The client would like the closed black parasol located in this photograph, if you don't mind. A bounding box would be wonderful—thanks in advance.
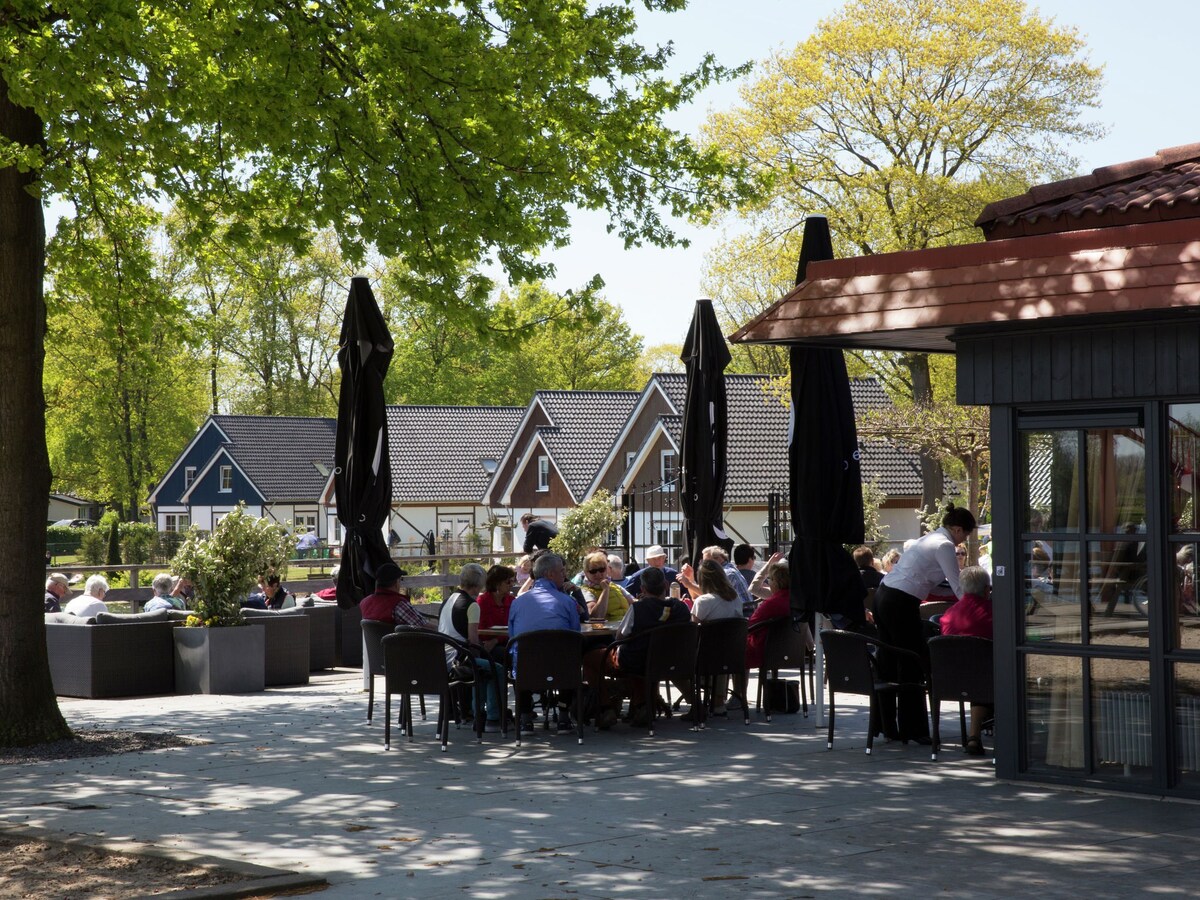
[334,276,394,609]
[680,298,732,563]
[787,217,866,617]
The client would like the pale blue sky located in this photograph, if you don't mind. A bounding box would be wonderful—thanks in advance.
[540,0,1200,345]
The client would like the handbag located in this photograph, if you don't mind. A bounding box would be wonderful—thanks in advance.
[765,678,800,713]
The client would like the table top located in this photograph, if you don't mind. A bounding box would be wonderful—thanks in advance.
[479,624,616,639]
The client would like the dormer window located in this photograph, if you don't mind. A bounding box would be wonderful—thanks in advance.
[184,466,197,490]
[537,456,550,492]
[219,465,233,492]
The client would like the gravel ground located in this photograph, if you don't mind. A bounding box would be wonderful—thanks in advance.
[0,729,206,766]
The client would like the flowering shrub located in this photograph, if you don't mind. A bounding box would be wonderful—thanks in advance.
[549,490,626,571]
[172,505,295,627]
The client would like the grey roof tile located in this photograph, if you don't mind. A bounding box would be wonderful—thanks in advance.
[533,390,641,500]
[212,415,337,501]
[386,406,525,503]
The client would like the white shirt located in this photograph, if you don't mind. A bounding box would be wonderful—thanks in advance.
[881,527,962,600]
[64,595,108,618]
[692,592,743,622]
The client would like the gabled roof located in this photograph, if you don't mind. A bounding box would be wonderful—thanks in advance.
[147,417,232,505]
[587,373,687,495]
[179,445,266,504]
[977,143,1200,240]
[533,390,641,501]
[211,415,336,501]
[386,405,524,503]
[620,374,922,501]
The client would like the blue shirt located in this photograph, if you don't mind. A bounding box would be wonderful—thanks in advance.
[508,578,581,671]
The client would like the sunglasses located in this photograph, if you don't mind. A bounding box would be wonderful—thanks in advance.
[587,567,607,574]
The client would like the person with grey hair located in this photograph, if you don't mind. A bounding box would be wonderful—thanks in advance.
[64,574,109,618]
[438,563,506,732]
[508,551,582,732]
[144,572,186,612]
[44,573,70,613]
[938,565,994,755]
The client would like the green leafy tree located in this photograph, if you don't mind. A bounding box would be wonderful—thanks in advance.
[44,201,207,521]
[633,342,687,385]
[105,520,121,583]
[703,0,1104,511]
[0,0,747,745]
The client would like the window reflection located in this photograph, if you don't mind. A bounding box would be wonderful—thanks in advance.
[1086,429,1146,534]
[1169,404,1200,533]
[1088,539,1149,647]
[1025,654,1083,771]
[1173,541,1200,652]
[1092,658,1153,781]
[1176,663,1200,786]
[1023,431,1078,533]
[1023,540,1080,644]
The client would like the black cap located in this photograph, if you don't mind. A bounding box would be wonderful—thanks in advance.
[375,562,405,586]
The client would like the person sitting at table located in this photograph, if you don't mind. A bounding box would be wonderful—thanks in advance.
[622,545,678,597]
[579,550,632,624]
[359,563,427,628]
[507,552,582,733]
[745,560,804,671]
[315,565,339,602]
[690,559,744,715]
[478,564,517,659]
[938,565,994,756]
[64,575,109,618]
[438,564,506,733]
[144,573,186,612]
[747,550,785,600]
[678,545,754,616]
[583,566,690,729]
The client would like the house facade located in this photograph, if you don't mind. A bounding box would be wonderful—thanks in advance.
[148,415,336,537]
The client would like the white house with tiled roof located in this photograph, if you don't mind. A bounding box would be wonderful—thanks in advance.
[148,415,337,537]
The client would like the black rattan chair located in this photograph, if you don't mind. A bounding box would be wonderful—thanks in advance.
[639,621,699,737]
[693,618,750,728]
[505,629,585,746]
[362,619,424,723]
[927,635,994,760]
[820,629,929,755]
[750,616,813,721]
[382,628,484,752]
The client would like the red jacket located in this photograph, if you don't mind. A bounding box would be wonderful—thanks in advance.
[746,590,791,670]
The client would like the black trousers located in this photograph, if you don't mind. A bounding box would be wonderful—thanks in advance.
[872,583,930,741]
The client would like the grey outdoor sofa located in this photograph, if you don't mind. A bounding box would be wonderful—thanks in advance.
[44,609,177,698]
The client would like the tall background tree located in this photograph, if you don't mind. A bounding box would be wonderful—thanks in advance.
[0,0,749,746]
[702,0,1104,512]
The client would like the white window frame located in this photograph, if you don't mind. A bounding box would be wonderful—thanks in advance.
[164,513,190,533]
[624,451,636,471]
[184,466,197,490]
[537,455,550,492]
[660,450,676,491]
[219,465,233,492]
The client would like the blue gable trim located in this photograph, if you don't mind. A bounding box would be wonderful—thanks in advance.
[186,450,266,508]
[151,421,229,508]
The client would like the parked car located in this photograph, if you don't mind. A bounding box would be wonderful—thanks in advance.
[50,518,96,528]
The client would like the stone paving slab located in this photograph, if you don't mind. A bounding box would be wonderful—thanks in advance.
[1,671,1195,898]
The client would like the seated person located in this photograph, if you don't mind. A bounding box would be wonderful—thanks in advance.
[579,550,632,624]
[622,545,678,597]
[746,561,807,671]
[583,566,690,728]
[171,575,195,607]
[748,551,786,600]
[938,565,994,756]
[359,563,427,628]
[438,564,505,733]
[315,565,340,602]
[477,564,517,640]
[508,552,582,733]
[64,575,109,618]
[144,572,186,612]
[690,559,745,715]
[44,573,69,613]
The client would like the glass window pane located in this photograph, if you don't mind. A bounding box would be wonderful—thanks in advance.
[1091,658,1153,781]
[1085,428,1146,534]
[1168,404,1200,533]
[1172,541,1200,652]
[1022,430,1079,533]
[1088,539,1149,647]
[1023,540,1080,644]
[1024,654,1084,772]
[1175,663,1200,787]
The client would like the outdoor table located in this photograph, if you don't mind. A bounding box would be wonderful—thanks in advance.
[480,624,616,640]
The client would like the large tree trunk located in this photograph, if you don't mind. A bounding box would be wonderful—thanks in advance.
[906,352,946,519]
[0,81,72,745]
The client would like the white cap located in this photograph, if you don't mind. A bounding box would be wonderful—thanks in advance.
[646,545,667,560]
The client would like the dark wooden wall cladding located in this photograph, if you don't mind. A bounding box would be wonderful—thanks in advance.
[956,316,1200,407]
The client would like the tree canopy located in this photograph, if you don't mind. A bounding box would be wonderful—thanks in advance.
[0,0,749,746]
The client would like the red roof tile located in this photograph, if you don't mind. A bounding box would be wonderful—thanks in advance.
[977,143,1200,240]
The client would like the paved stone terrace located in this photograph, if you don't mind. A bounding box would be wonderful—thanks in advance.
[1,671,1196,899]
